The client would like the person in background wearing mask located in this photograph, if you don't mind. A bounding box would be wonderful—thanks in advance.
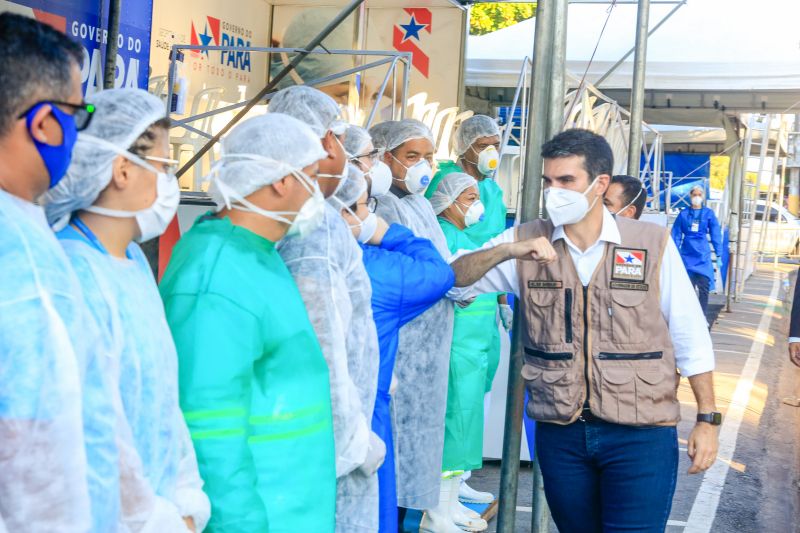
[604,174,647,219]
[42,88,210,532]
[344,125,393,199]
[447,129,720,533]
[427,115,508,507]
[428,172,506,533]
[0,13,96,530]
[330,165,456,533]
[160,113,336,532]
[671,185,723,318]
[268,86,385,533]
[371,119,456,527]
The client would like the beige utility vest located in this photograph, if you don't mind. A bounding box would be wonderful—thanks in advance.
[516,216,680,427]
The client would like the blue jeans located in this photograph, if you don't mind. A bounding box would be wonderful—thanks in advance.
[689,272,710,316]
[535,418,678,533]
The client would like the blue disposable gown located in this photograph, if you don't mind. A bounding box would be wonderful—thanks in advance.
[361,224,456,532]
[161,214,336,533]
[671,207,723,287]
[277,203,380,533]
[57,225,210,532]
[375,189,456,510]
[0,190,95,531]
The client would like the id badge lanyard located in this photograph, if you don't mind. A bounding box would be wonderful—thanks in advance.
[72,215,133,260]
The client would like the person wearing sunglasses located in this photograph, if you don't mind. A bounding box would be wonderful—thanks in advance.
[330,165,455,533]
[0,13,100,531]
[42,88,209,532]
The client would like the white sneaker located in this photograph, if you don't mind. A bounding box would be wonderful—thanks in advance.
[458,479,494,505]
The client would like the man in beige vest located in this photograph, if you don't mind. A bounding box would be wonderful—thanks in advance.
[448,129,720,532]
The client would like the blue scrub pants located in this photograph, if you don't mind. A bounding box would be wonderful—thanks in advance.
[535,418,678,533]
[689,272,710,316]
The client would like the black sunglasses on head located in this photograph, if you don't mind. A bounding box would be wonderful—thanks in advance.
[18,101,96,131]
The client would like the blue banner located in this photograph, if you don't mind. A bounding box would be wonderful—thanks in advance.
[2,0,153,95]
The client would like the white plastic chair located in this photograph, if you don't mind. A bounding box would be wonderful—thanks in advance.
[170,87,224,190]
[148,75,168,103]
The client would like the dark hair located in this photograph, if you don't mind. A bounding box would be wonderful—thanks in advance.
[541,128,614,181]
[0,13,84,135]
[129,117,172,157]
[611,175,647,219]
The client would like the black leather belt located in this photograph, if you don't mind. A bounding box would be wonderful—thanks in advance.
[578,408,600,423]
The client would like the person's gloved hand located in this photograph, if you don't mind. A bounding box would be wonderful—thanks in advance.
[358,432,386,476]
[456,297,477,309]
[499,304,514,330]
[716,257,723,272]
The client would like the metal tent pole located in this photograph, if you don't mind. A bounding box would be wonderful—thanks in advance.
[496,1,555,531]
[103,0,121,89]
[627,0,651,177]
[547,0,569,139]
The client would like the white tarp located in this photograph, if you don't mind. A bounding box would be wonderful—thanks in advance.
[466,0,800,91]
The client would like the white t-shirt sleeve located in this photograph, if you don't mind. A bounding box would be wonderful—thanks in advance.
[659,238,716,377]
[447,227,520,300]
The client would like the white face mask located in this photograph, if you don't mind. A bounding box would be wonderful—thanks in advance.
[365,161,393,197]
[470,145,500,176]
[456,199,485,227]
[80,135,180,243]
[391,155,433,195]
[211,157,325,240]
[331,196,378,244]
[544,177,599,227]
[691,195,704,207]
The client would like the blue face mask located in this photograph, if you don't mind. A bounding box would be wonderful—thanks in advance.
[25,103,78,189]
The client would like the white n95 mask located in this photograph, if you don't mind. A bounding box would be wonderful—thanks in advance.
[457,200,485,227]
[366,161,393,197]
[473,145,500,176]
[80,135,181,242]
[544,178,599,227]
[391,155,432,195]
[691,195,704,207]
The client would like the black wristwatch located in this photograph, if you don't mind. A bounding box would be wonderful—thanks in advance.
[697,412,722,425]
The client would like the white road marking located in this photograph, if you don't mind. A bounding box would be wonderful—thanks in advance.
[684,273,781,533]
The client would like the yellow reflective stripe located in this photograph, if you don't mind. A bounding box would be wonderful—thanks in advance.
[248,417,331,444]
[248,403,326,425]
[183,407,247,422]
[190,428,246,440]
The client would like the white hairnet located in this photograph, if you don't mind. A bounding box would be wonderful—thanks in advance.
[368,121,396,152]
[268,85,344,138]
[209,113,327,207]
[271,9,354,90]
[384,119,435,152]
[343,125,372,157]
[330,163,367,210]
[429,172,477,215]
[690,185,705,195]
[454,115,501,156]
[43,88,166,227]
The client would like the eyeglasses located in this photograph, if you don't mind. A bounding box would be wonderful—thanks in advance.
[350,149,380,167]
[18,101,96,131]
[144,155,181,174]
[355,197,378,213]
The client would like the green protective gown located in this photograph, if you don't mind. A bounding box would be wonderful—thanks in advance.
[159,215,336,533]
[439,219,500,472]
[431,160,508,390]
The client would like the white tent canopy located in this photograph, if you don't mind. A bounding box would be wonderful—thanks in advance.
[466,0,800,91]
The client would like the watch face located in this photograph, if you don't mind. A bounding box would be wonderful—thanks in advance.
[712,412,723,425]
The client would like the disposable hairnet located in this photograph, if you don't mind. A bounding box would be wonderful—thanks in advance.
[209,113,327,208]
[271,9,354,91]
[330,164,367,210]
[268,85,344,137]
[368,121,396,152]
[384,119,435,152]
[454,115,501,155]
[429,172,477,215]
[343,125,373,157]
[690,185,705,195]
[43,88,166,228]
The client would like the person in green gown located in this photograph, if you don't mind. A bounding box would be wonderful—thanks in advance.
[160,113,336,533]
[428,172,506,532]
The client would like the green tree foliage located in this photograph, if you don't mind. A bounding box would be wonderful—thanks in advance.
[470,2,537,36]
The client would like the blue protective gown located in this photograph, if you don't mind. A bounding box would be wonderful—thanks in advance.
[671,206,723,288]
[361,224,455,533]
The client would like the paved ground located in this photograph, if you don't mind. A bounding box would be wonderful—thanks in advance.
[468,263,800,532]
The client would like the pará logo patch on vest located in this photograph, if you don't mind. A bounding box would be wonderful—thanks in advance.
[612,248,647,282]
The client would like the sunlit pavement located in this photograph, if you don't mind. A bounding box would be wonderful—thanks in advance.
[469,263,800,532]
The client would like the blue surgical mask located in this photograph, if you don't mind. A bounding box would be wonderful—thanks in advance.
[25,103,78,189]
